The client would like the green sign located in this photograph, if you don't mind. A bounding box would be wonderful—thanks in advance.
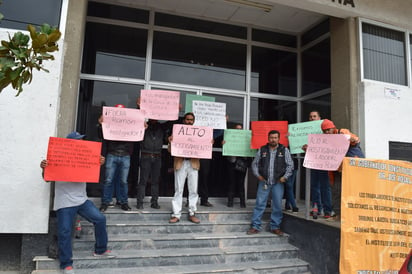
[222,129,257,157]
[185,94,215,113]
[288,120,323,154]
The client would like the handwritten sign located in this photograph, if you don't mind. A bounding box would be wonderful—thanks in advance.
[288,120,323,154]
[44,137,102,183]
[102,106,145,141]
[192,100,227,129]
[222,129,256,157]
[340,158,412,273]
[140,89,180,120]
[303,134,350,171]
[250,121,289,149]
[171,124,213,159]
[185,94,215,113]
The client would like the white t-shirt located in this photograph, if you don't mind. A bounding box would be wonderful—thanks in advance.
[53,182,88,211]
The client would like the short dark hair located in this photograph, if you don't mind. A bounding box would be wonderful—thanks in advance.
[268,130,280,137]
[183,112,195,120]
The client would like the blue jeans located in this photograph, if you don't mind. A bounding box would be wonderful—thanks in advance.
[57,200,108,269]
[102,154,130,205]
[310,169,332,213]
[251,181,284,231]
[285,170,297,209]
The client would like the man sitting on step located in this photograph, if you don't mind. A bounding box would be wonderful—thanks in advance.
[41,131,115,274]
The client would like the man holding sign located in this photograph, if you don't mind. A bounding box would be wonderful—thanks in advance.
[168,112,213,224]
[41,132,114,274]
[247,130,293,236]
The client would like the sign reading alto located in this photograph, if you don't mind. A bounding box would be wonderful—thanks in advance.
[102,106,146,141]
[171,124,213,159]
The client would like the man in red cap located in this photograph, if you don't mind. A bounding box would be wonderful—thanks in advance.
[321,119,364,219]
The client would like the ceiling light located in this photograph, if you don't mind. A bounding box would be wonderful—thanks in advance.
[224,0,273,12]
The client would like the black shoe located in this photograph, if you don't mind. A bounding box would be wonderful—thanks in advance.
[136,203,143,210]
[284,205,291,211]
[100,204,108,212]
[200,201,213,207]
[292,207,299,213]
[151,202,160,209]
[227,200,233,207]
[121,204,131,211]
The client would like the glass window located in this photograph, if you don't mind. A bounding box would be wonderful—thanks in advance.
[0,0,62,30]
[362,23,406,85]
[87,1,149,24]
[202,93,245,128]
[155,12,246,39]
[250,97,297,124]
[301,39,331,95]
[251,46,297,96]
[152,31,246,90]
[252,29,296,47]
[301,19,329,46]
[82,23,147,79]
[77,80,143,141]
[301,94,331,122]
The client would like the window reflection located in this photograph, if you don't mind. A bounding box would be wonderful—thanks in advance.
[251,46,297,96]
[250,97,297,123]
[301,94,331,121]
[302,39,331,95]
[152,32,246,90]
[0,0,62,30]
[82,23,147,78]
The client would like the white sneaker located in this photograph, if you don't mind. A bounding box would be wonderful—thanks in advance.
[93,250,116,258]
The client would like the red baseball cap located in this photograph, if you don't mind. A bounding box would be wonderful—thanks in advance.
[115,104,125,108]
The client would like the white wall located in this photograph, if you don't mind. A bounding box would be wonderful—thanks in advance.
[361,81,412,160]
[0,28,63,233]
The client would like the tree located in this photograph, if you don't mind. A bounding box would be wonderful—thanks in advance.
[0,23,61,96]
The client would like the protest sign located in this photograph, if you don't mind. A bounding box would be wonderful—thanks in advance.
[185,94,215,113]
[303,134,349,170]
[102,106,145,141]
[193,100,226,129]
[288,120,323,154]
[340,158,412,273]
[222,129,256,157]
[171,124,213,159]
[250,121,289,149]
[44,137,102,183]
[140,89,180,121]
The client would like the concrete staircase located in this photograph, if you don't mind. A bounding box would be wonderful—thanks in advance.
[32,198,311,274]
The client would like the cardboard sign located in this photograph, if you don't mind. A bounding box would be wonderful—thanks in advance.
[193,100,227,129]
[222,129,256,157]
[250,121,289,149]
[288,120,323,154]
[171,124,213,159]
[303,134,350,171]
[44,137,102,183]
[185,94,215,113]
[140,89,180,121]
[340,158,412,273]
[102,106,145,141]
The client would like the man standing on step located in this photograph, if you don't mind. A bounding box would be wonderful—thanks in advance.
[247,130,293,236]
[168,112,201,224]
[136,119,165,209]
[40,131,115,274]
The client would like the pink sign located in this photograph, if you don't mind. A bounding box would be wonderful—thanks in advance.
[140,89,180,121]
[303,134,350,171]
[102,106,145,141]
[251,121,289,149]
[171,124,213,159]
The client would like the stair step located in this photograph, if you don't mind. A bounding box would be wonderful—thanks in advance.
[35,244,299,270]
[33,258,310,274]
[73,231,289,250]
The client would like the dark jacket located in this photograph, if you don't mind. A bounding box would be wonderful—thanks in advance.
[258,144,287,181]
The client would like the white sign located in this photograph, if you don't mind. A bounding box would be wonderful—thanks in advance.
[192,100,226,129]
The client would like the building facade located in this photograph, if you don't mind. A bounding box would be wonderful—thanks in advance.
[1,0,412,272]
